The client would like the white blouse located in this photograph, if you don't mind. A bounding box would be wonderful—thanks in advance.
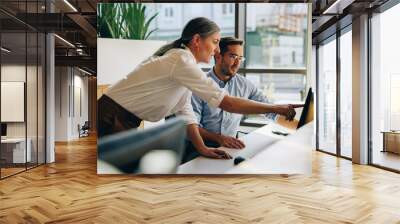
[106,47,227,125]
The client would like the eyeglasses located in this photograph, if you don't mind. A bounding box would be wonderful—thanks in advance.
[228,53,246,62]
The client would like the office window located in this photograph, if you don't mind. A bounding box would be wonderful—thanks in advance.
[371,3,400,171]
[241,3,309,122]
[245,73,306,103]
[317,37,337,155]
[164,8,168,17]
[0,1,46,179]
[340,29,352,158]
[145,3,236,68]
[1,31,28,177]
[164,7,173,17]
[146,3,235,42]
[222,4,227,15]
[245,4,307,69]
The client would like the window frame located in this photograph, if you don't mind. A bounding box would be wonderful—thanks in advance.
[368,0,400,173]
[0,1,47,179]
[315,18,353,160]
[203,3,309,99]
[240,3,309,104]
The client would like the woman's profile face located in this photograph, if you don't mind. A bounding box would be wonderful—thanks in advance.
[197,32,221,64]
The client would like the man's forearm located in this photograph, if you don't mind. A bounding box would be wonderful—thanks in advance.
[186,124,207,152]
[198,127,221,143]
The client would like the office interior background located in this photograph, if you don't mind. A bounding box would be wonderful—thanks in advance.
[0,0,400,222]
[2,0,399,178]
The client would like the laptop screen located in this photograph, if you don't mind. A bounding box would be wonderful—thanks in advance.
[297,88,314,129]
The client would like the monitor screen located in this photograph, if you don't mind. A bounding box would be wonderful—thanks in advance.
[297,88,314,129]
[1,123,6,137]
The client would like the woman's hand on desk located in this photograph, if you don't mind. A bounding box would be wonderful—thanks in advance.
[199,148,232,159]
[217,135,245,149]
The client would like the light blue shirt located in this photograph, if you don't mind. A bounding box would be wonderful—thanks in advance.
[191,69,277,137]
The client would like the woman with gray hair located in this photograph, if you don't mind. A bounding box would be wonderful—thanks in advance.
[98,17,299,159]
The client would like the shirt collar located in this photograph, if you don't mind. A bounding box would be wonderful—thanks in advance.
[181,44,197,63]
[209,67,236,88]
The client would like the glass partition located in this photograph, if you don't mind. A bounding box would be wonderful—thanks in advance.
[0,1,46,179]
[370,4,400,171]
[1,29,28,178]
[317,37,337,155]
[339,28,352,158]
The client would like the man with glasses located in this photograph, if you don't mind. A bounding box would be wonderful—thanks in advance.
[183,37,298,162]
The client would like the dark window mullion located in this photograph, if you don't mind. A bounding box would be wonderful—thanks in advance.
[336,29,341,157]
[25,0,28,171]
[316,45,320,150]
[367,11,373,165]
[36,13,39,167]
[0,19,2,179]
[238,68,307,75]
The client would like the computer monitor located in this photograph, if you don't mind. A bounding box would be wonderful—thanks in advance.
[1,123,7,137]
[97,118,186,174]
[297,88,314,129]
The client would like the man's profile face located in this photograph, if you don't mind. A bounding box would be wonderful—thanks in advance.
[218,44,244,77]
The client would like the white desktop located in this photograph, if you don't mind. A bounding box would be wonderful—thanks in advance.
[178,122,313,175]
[1,124,32,163]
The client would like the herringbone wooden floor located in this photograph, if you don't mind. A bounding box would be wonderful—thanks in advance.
[1,135,400,224]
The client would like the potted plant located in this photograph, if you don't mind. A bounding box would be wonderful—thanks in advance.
[97,3,158,40]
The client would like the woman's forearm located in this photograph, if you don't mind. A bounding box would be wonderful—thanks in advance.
[219,95,281,114]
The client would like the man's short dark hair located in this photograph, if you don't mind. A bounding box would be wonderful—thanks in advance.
[219,37,244,55]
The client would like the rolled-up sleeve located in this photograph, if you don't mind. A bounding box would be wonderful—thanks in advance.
[171,51,227,108]
[175,93,198,125]
[191,94,204,127]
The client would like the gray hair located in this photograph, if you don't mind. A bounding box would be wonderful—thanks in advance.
[153,17,220,56]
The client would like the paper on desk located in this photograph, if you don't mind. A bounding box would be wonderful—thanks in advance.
[226,132,280,159]
[178,131,280,174]
[227,122,314,175]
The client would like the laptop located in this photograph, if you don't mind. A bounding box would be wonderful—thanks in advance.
[271,88,314,136]
[297,87,314,129]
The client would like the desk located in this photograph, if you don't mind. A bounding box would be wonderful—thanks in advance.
[178,122,313,174]
[381,131,400,154]
[1,138,32,164]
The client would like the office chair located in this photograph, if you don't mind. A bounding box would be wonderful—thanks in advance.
[78,121,90,138]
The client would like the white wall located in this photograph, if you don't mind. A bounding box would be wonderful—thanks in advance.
[1,64,46,164]
[55,67,69,141]
[71,73,89,138]
[97,38,167,129]
[97,38,166,85]
[1,65,29,137]
[55,67,89,141]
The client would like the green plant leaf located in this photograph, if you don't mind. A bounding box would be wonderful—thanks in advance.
[99,3,158,40]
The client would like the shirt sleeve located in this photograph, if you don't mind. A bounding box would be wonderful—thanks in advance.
[175,92,198,125]
[171,50,227,108]
[247,79,278,121]
[191,93,204,128]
